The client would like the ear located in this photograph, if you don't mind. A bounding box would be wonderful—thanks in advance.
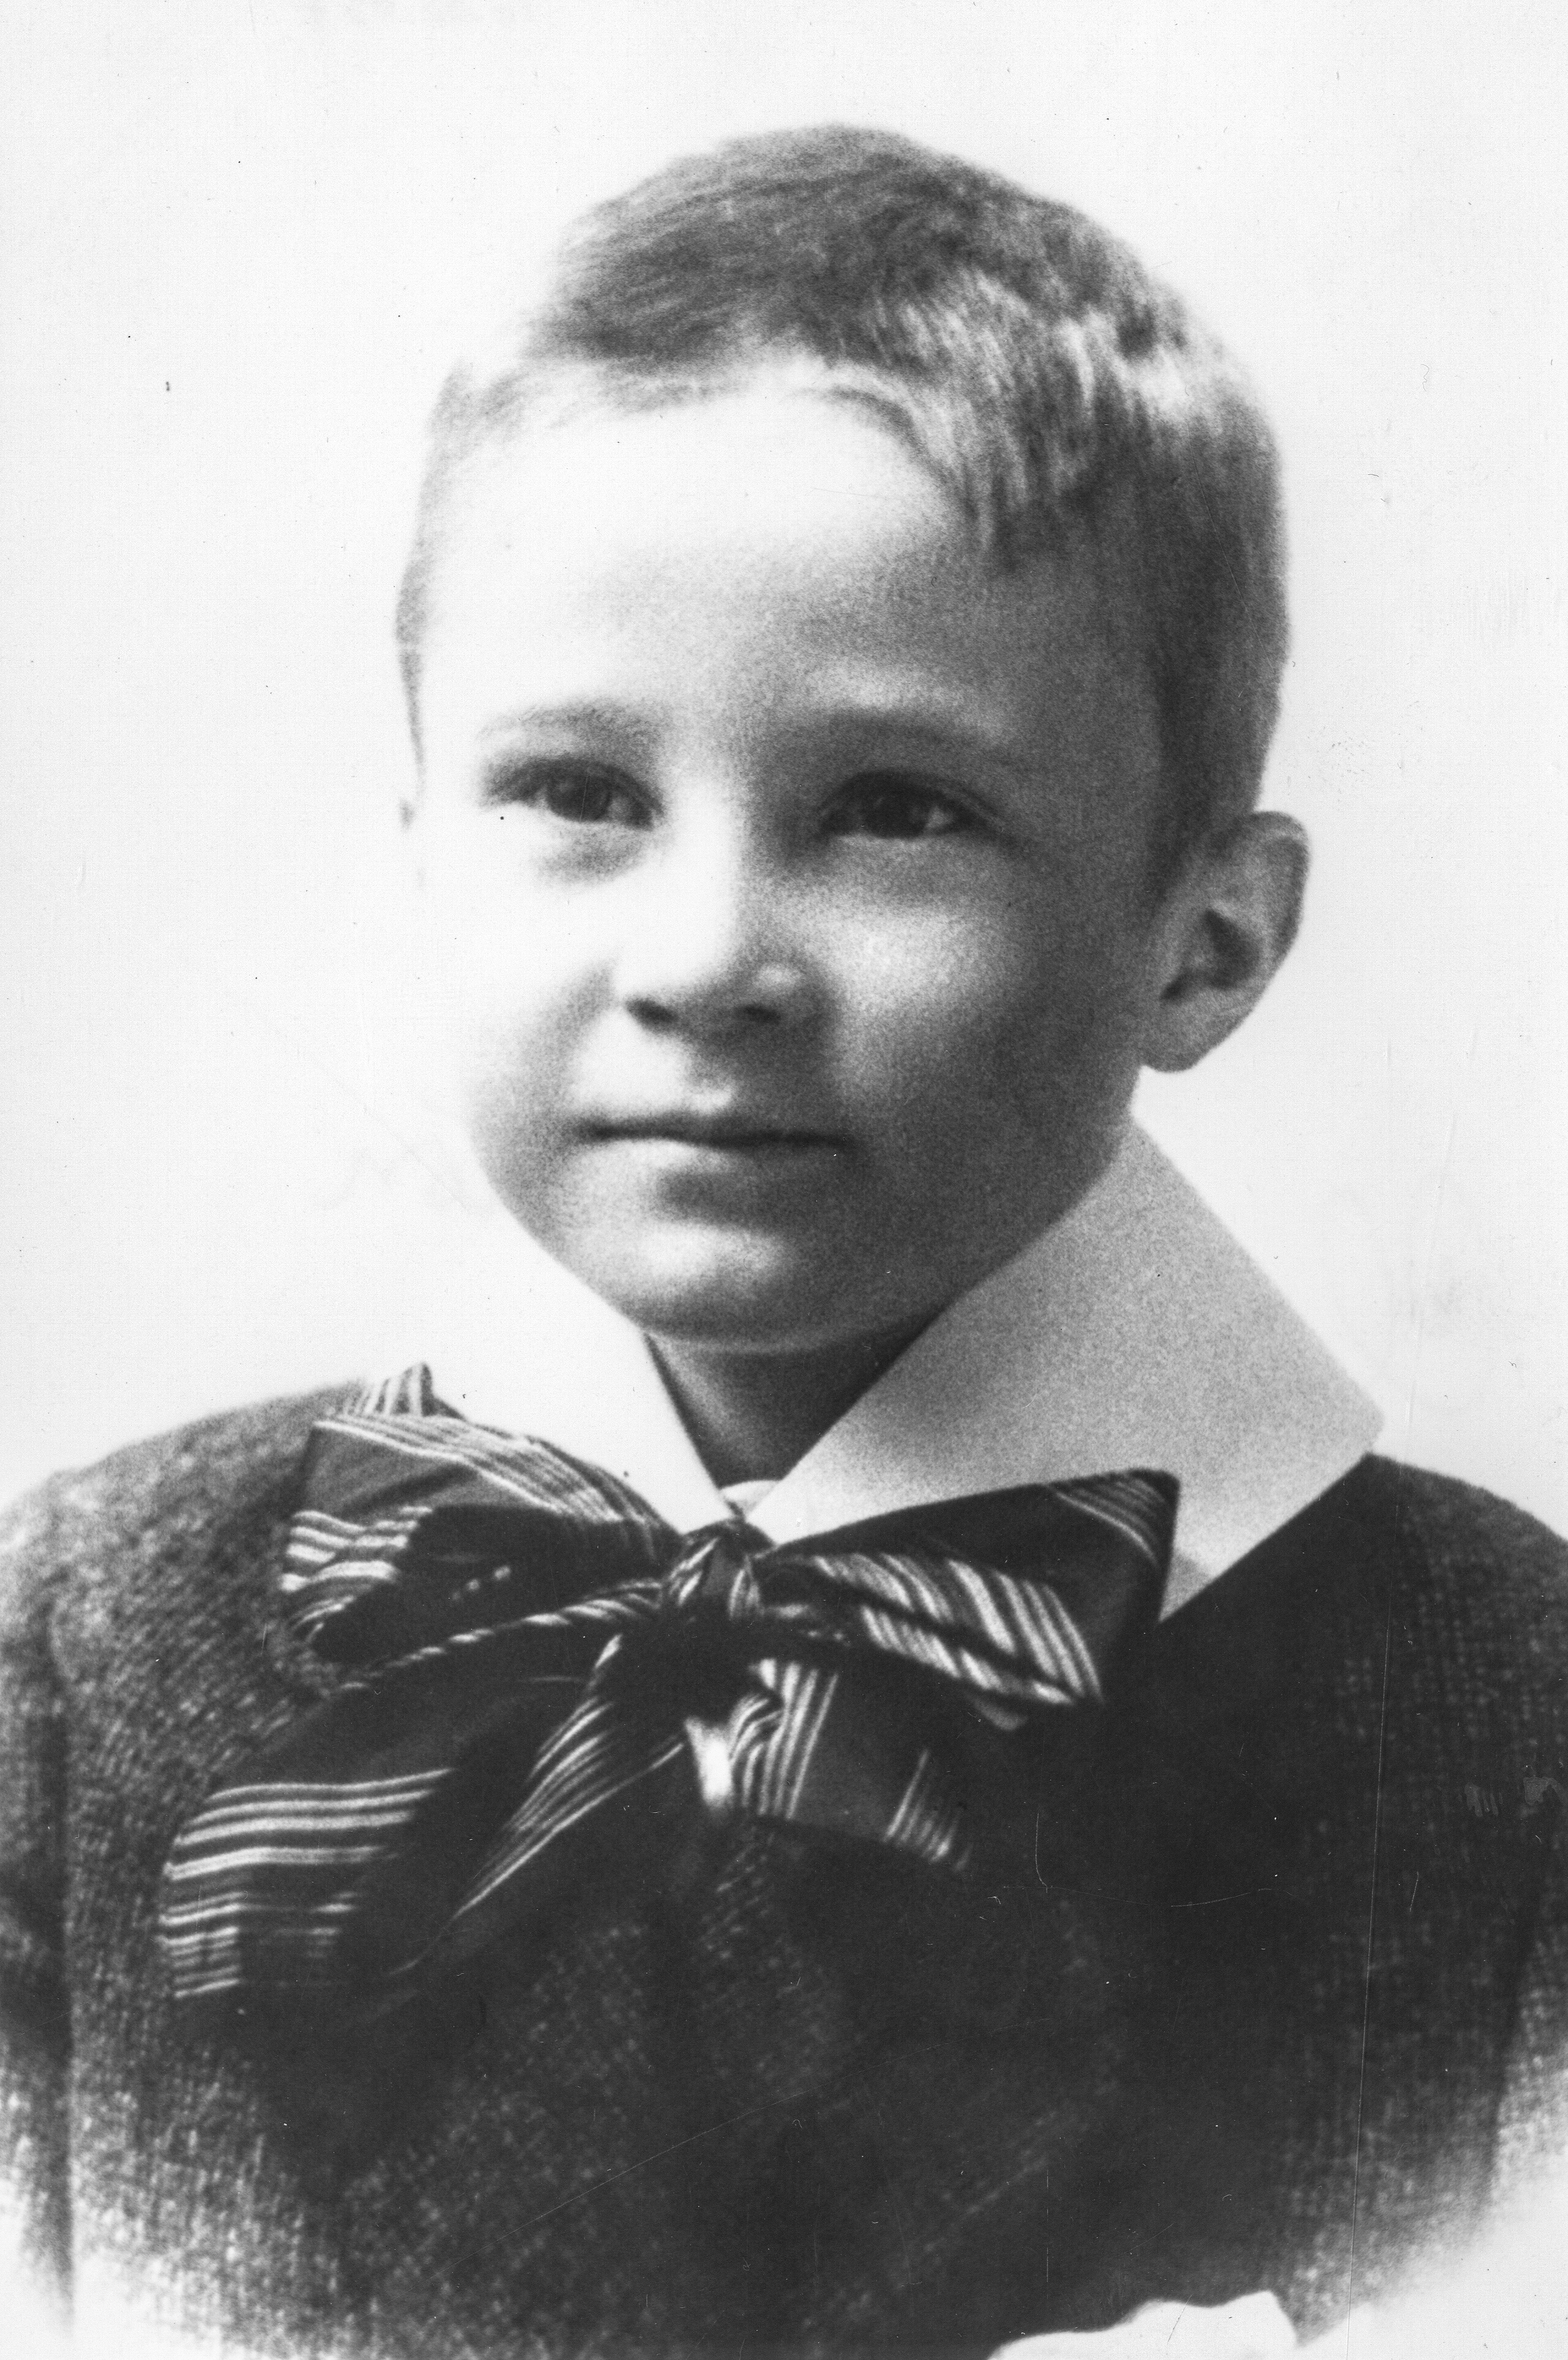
[400,772,427,888]
[1141,813,1309,1073]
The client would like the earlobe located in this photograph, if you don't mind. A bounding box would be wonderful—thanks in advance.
[400,799,430,895]
[1141,813,1309,1073]
[400,766,430,886]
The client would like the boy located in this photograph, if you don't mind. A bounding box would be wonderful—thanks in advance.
[2,127,1564,2359]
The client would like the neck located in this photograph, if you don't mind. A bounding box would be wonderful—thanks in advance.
[648,1321,930,1487]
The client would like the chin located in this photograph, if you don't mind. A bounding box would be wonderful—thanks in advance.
[568,1227,893,1358]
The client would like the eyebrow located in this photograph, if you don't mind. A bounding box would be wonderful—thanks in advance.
[793,689,1038,778]
[477,701,654,746]
[478,692,1032,775]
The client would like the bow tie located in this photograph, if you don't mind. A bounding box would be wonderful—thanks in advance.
[160,1369,1173,2017]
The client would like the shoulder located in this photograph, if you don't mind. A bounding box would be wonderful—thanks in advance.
[1264,1452,1568,1639]
[48,1383,352,1537]
[0,1386,355,1639]
[1313,1454,1568,1755]
[1351,1454,1568,1624]
[1362,1453,1567,1570]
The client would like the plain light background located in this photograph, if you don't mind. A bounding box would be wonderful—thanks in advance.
[2,0,1564,1527]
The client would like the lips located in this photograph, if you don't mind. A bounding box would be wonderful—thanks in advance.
[581,1112,846,1152]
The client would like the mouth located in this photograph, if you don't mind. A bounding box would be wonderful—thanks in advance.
[582,1115,847,1154]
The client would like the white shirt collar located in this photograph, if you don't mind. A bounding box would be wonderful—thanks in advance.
[393,1124,1379,1615]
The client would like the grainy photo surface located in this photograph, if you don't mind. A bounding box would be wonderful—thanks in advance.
[2,7,1565,2357]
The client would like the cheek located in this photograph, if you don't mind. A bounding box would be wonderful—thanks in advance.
[988,933,1143,1116]
[416,849,594,1127]
[843,902,1152,1253]
[851,900,1135,1124]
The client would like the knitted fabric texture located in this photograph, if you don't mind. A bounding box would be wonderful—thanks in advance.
[2,1389,1566,2357]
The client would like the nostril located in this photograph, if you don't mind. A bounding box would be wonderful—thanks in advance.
[624,971,805,1032]
[625,995,679,1031]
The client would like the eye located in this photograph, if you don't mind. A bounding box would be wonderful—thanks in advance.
[825,772,971,840]
[482,758,651,828]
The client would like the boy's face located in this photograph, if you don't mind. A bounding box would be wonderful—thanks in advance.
[413,383,1175,1364]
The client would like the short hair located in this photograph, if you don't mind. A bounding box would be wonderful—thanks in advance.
[398,126,1287,870]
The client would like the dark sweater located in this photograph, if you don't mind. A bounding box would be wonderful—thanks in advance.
[2,1390,1566,2357]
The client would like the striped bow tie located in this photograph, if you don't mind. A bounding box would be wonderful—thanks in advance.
[160,1369,1173,2017]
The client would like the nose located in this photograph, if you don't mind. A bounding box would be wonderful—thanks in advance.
[612,818,816,1036]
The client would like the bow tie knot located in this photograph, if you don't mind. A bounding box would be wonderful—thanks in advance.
[159,1373,1174,2017]
[659,1520,771,1626]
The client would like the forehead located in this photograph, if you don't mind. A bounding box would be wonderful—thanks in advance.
[419,386,1157,790]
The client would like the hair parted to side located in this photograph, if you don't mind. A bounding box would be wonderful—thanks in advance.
[398,125,1288,868]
